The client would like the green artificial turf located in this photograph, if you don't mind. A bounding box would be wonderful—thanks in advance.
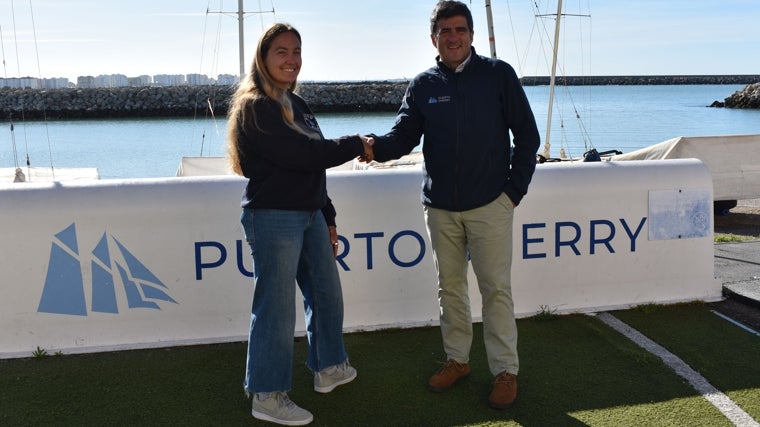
[613,302,760,422]
[1,305,757,426]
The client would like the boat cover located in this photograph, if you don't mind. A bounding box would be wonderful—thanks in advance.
[0,167,99,182]
[611,134,760,201]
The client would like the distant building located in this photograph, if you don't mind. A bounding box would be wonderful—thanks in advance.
[6,72,239,89]
[128,75,153,87]
[217,74,238,86]
[93,74,129,88]
[39,78,70,89]
[186,73,214,86]
[1,77,39,89]
[77,76,96,88]
[154,74,186,86]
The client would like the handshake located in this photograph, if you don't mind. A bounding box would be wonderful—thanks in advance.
[358,135,375,163]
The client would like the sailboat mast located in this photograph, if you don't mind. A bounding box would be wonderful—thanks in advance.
[238,0,245,79]
[541,0,562,159]
[485,0,497,58]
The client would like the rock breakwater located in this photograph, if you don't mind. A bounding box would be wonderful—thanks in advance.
[2,75,759,120]
[0,82,408,119]
[521,75,760,86]
[723,82,760,108]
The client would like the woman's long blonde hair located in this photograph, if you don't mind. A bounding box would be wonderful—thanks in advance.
[226,23,316,175]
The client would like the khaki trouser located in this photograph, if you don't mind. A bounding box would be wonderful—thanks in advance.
[424,192,518,376]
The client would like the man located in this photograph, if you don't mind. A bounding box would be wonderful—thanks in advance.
[368,0,540,409]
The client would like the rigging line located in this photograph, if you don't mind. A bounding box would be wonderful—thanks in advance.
[10,0,31,171]
[210,0,276,78]
[0,24,21,169]
[551,53,593,155]
[578,0,593,137]
[209,0,224,85]
[530,1,555,80]
[9,118,20,168]
[530,1,561,155]
[521,18,541,80]
[193,0,224,158]
[561,65,594,152]
[29,0,56,179]
[504,0,524,74]
[0,24,8,79]
[258,0,264,29]
[190,0,211,147]
[192,0,215,154]
[554,42,589,154]
[203,0,226,157]
[532,1,594,157]
[575,0,591,81]
[206,97,221,144]
[556,1,593,152]
[198,1,276,157]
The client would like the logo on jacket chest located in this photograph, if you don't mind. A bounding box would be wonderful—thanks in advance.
[303,113,321,132]
[428,95,452,104]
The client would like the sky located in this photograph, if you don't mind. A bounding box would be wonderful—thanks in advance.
[1,0,759,83]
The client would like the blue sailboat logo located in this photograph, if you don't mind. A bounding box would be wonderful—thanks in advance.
[37,223,176,316]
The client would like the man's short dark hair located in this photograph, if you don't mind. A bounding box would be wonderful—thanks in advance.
[430,1,474,34]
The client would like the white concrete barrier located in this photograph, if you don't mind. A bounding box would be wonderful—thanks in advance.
[0,159,720,358]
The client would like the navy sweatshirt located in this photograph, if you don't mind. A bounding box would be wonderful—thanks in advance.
[373,48,540,210]
[235,91,365,226]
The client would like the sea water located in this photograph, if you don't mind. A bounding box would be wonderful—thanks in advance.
[2,85,759,179]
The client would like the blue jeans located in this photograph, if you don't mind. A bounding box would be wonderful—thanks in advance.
[241,208,349,393]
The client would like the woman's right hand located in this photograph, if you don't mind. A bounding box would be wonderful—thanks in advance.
[359,136,374,163]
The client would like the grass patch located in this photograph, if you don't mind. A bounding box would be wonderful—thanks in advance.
[32,346,48,358]
[529,304,560,321]
[1,306,756,426]
[714,233,750,242]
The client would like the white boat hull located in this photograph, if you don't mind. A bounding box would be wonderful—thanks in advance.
[0,160,720,358]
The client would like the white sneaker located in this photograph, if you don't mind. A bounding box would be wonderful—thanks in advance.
[251,392,313,426]
[314,360,357,393]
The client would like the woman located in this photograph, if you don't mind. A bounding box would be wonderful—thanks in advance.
[226,23,373,426]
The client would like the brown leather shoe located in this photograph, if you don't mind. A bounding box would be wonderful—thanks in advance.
[428,359,471,392]
[489,372,517,409]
